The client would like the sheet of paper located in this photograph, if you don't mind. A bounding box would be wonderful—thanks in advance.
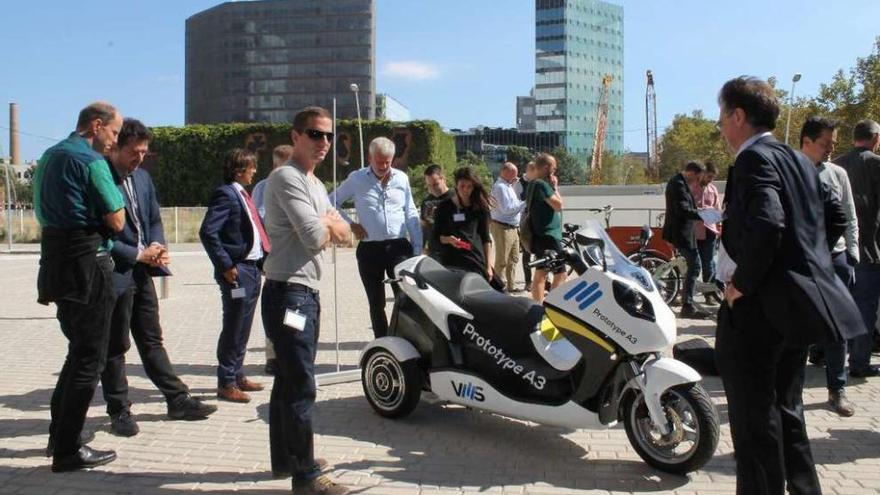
[698,208,723,225]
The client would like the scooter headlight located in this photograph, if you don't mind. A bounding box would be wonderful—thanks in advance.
[612,280,655,322]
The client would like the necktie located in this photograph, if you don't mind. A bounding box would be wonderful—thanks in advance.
[124,176,145,249]
[240,188,271,253]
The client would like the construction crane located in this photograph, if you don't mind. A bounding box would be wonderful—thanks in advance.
[645,70,660,180]
[590,74,613,185]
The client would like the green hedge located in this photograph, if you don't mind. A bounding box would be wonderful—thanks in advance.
[147,120,457,206]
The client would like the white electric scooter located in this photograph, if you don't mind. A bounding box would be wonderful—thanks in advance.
[359,220,719,474]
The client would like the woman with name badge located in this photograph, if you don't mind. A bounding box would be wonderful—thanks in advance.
[433,167,500,289]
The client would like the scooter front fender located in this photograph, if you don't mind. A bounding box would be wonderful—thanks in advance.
[360,337,421,366]
[635,357,702,434]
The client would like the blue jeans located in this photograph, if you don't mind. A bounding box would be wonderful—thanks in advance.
[850,265,880,373]
[215,262,261,387]
[262,280,321,484]
[822,252,855,391]
[678,245,700,305]
[697,231,717,284]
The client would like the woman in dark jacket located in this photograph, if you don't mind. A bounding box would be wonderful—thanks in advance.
[433,167,497,284]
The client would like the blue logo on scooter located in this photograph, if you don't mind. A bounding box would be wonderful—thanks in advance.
[563,281,603,310]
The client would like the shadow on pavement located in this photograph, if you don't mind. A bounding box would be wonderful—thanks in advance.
[256,395,691,493]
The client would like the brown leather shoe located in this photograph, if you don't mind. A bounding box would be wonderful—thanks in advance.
[272,458,330,479]
[293,475,349,495]
[237,377,264,392]
[217,385,251,403]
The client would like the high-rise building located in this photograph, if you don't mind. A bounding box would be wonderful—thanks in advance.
[375,93,411,121]
[534,0,623,158]
[516,89,537,132]
[186,0,375,124]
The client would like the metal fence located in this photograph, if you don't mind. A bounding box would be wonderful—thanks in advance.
[2,205,668,247]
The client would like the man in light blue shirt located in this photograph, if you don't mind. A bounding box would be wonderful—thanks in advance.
[490,162,525,291]
[328,136,422,338]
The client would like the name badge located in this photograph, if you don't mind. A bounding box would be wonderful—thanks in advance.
[284,308,307,332]
[231,286,247,299]
[453,213,466,222]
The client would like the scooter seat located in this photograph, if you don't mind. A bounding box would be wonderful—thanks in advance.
[416,257,543,354]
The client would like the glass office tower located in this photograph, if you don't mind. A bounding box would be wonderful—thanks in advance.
[534,0,623,158]
[186,0,375,124]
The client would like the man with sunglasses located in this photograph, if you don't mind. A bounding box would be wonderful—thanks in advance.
[328,136,422,339]
[261,107,351,495]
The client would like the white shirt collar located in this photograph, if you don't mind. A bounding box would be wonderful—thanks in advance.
[736,131,774,158]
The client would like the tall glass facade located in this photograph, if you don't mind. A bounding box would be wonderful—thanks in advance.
[186,0,375,124]
[534,0,623,158]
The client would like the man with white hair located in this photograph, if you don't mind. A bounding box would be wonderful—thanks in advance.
[329,137,422,338]
[490,162,525,291]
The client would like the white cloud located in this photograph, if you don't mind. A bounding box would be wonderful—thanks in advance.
[382,61,440,81]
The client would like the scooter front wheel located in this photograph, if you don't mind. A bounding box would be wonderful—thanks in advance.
[622,382,719,474]
[361,349,423,419]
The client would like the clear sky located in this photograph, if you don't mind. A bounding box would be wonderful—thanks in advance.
[2,0,878,161]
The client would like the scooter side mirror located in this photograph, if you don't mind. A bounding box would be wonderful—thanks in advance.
[639,225,652,247]
[577,235,607,272]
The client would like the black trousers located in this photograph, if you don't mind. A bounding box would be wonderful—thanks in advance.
[356,239,412,338]
[101,266,189,415]
[716,298,821,495]
[49,256,115,456]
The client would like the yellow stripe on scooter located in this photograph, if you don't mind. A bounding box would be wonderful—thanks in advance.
[545,306,615,353]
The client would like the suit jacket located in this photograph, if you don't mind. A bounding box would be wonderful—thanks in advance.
[722,134,865,345]
[662,173,702,249]
[110,167,169,291]
[834,147,880,265]
[199,184,256,274]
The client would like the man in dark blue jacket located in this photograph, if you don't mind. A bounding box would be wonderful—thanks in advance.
[200,148,270,403]
[662,160,711,319]
[101,119,216,437]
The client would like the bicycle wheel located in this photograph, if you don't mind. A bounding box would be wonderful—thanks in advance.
[628,253,680,305]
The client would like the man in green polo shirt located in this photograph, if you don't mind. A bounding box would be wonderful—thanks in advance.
[34,101,126,472]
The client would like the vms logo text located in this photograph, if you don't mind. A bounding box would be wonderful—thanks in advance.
[451,381,485,402]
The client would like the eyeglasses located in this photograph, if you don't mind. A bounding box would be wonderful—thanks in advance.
[303,129,334,142]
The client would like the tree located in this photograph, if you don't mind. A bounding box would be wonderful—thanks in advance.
[505,145,534,167]
[601,152,650,185]
[658,110,733,180]
[810,37,880,156]
[550,146,585,185]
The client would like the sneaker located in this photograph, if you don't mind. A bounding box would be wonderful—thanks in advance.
[293,475,349,495]
[109,409,139,437]
[829,390,855,417]
[680,304,712,319]
[168,394,218,420]
[849,366,880,378]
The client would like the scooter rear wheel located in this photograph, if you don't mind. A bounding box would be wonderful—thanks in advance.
[361,349,423,419]
[622,382,719,474]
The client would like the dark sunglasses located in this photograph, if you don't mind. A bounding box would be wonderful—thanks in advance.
[302,128,334,142]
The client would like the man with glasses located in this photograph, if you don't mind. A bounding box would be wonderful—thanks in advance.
[329,136,422,338]
[100,118,217,437]
[715,77,862,494]
[261,106,351,495]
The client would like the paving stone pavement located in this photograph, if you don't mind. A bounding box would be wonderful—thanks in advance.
[2,246,880,494]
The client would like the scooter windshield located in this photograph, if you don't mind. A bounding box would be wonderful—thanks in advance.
[575,220,657,293]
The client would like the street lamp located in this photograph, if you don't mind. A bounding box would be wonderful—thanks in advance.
[349,83,365,168]
[784,72,802,145]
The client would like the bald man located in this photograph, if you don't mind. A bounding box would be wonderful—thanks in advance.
[490,162,525,291]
